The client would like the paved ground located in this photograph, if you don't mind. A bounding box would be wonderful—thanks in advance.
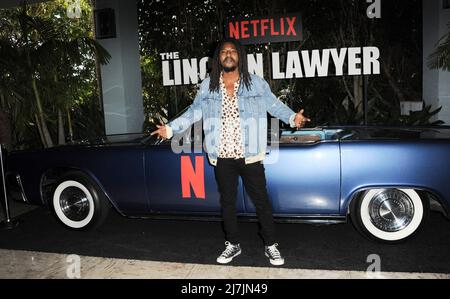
[1,248,448,279]
[0,199,37,223]
[1,199,449,279]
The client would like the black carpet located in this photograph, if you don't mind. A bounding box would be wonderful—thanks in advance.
[0,207,449,273]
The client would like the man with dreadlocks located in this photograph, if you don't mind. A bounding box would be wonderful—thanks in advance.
[151,38,311,266]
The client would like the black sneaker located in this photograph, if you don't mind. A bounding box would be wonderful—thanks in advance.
[216,241,241,264]
[265,243,285,266]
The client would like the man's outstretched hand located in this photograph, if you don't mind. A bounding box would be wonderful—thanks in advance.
[294,109,311,128]
[150,123,168,139]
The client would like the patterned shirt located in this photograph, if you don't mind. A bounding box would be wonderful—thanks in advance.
[218,74,245,159]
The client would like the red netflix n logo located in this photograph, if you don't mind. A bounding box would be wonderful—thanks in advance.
[181,155,205,199]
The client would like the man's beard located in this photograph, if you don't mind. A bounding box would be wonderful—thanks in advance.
[222,65,237,73]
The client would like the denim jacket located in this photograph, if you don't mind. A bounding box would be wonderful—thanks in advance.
[167,74,296,166]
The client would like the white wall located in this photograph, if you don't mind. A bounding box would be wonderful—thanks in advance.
[96,0,144,134]
[423,0,450,124]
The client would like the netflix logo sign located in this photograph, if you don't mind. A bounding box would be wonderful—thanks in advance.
[226,13,303,45]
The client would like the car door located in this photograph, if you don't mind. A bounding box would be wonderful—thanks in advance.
[244,129,341,215]
[144,122,246,214]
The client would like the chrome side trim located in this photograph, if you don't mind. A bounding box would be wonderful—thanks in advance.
[15,174,29,203]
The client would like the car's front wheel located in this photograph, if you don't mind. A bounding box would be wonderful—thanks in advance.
[350,188,429,243]
[51,171,110,230]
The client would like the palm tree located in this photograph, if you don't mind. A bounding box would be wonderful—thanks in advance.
[428,23,450,71]
[0,4,110,148]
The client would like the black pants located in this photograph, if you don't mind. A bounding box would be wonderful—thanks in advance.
[214,158,275,246]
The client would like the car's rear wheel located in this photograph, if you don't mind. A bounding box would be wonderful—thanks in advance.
[350,188,429,243]
[51,171,110,230]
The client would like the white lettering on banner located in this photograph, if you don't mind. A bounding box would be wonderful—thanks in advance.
[363,46,380,75]
[348,47,362,76]
[330,48,347,76]
[162,60,174,86]
[247,53,264,78]
[173,59,182,85]
[302,49,330,77]
[285,51,303,78]
[160,52,180,60]
[160,47,381,86]
[183,58,199,85]
[199,57,209,80]
[271,52,284,79]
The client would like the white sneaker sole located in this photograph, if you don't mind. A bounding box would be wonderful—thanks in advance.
[265,253,285,266]
[217,250,242,264]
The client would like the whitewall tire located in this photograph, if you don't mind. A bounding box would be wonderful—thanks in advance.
[51,171,109,230]
[351,188,429,243]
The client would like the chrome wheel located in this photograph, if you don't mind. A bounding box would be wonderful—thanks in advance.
[59,186,91,222]
[352,188,427,242]
[51,171,110,230]
[369,189,414,232]
[53,180,95,229]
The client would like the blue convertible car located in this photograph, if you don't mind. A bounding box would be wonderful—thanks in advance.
[4,125,450,243]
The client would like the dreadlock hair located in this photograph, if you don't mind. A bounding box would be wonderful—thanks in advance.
[209,38,252,93]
